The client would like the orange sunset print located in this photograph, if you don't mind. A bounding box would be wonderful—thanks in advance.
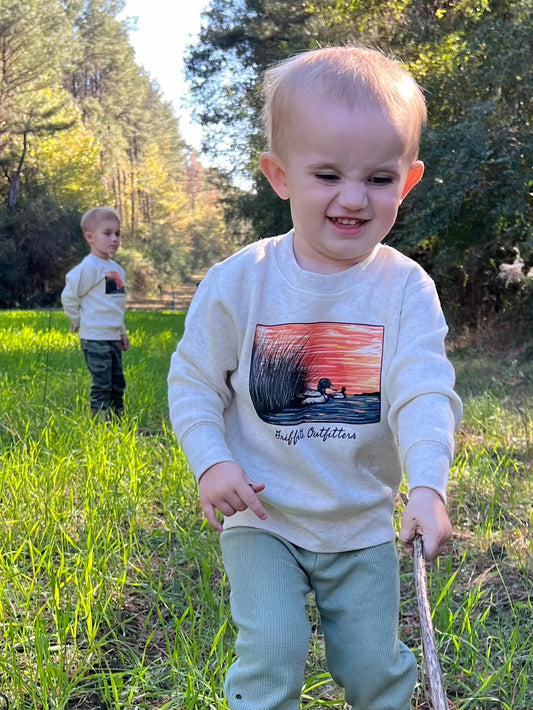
[249,322,383,426]
[105,271,125,294]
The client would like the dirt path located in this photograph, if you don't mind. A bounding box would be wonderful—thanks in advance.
[126,278,202,312]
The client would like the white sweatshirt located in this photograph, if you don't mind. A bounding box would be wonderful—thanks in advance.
[61,254,127,340]
[168,232,462,553]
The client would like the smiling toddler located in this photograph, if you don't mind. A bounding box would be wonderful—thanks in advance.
[168,46,462,710]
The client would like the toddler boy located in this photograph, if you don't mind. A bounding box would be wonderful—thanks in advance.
[62,207,130,417]
[168,46,462,710]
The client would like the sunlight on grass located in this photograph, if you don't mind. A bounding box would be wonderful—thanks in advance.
[0,311,531,709]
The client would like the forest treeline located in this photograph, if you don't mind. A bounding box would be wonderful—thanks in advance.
[0,0,247,307]
[185,0,533,333]
[1,0,532,334]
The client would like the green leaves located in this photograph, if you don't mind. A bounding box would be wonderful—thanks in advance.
[185,0,533,329]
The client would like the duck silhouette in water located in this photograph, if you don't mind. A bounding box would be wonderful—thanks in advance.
[332,386,347,399]
[296,378,337,406]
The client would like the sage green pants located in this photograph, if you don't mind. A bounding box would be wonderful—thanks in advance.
[221,528,416,710]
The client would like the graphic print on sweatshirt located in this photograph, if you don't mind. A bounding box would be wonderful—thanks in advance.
[105,271,125,294]
[249,322,383,426]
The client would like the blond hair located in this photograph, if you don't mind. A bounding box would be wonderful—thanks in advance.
[262,46,426,160]
[80,207,120,234]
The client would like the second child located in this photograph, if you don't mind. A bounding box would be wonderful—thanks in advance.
[62,207,130,417]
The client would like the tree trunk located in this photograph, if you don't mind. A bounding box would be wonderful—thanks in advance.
[7,172,20,211]
[7,131,28,211]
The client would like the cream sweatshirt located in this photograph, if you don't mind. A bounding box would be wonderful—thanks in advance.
[61,254,127,340]
[168,232,462,553]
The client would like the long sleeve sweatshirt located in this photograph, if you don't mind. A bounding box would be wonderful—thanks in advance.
[168,231,462,553]
[61,254,127,340]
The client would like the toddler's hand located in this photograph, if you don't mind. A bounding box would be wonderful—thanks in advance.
[70,323,79,333]
[198,461,267,532]
[399,487,452,561]
[120,334,130,351]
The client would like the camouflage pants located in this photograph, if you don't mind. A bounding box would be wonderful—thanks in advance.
[80,339,126,415]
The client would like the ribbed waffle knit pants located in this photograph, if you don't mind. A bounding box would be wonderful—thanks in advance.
[221,528,417,710]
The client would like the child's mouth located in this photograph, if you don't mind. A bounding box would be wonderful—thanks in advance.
[329,217,366,226]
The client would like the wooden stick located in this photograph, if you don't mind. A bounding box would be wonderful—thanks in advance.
[413,535,449,710]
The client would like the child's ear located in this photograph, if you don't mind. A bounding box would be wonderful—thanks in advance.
[83,232,93,245]
[260,151,290,200]
[401,160,424,200]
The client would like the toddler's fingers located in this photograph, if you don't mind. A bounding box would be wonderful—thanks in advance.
[242,481,268,521]
[399,516,418,545]
[249,481,266,494]
[203,503,224,532]
[420,530,451,561]
[420,536,439,561]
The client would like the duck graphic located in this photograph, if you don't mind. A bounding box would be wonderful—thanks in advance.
[250,321,383,425]
[331,386,347,399]
[296,378,337,406]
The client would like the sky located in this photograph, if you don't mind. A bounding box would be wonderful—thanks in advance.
[118,0,210,152]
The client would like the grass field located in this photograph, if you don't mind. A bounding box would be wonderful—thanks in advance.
[0,309,531,709]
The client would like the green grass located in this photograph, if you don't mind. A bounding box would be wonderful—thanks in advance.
[0,310,531,709]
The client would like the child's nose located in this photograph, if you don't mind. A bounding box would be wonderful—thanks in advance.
[338,182,368,210]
